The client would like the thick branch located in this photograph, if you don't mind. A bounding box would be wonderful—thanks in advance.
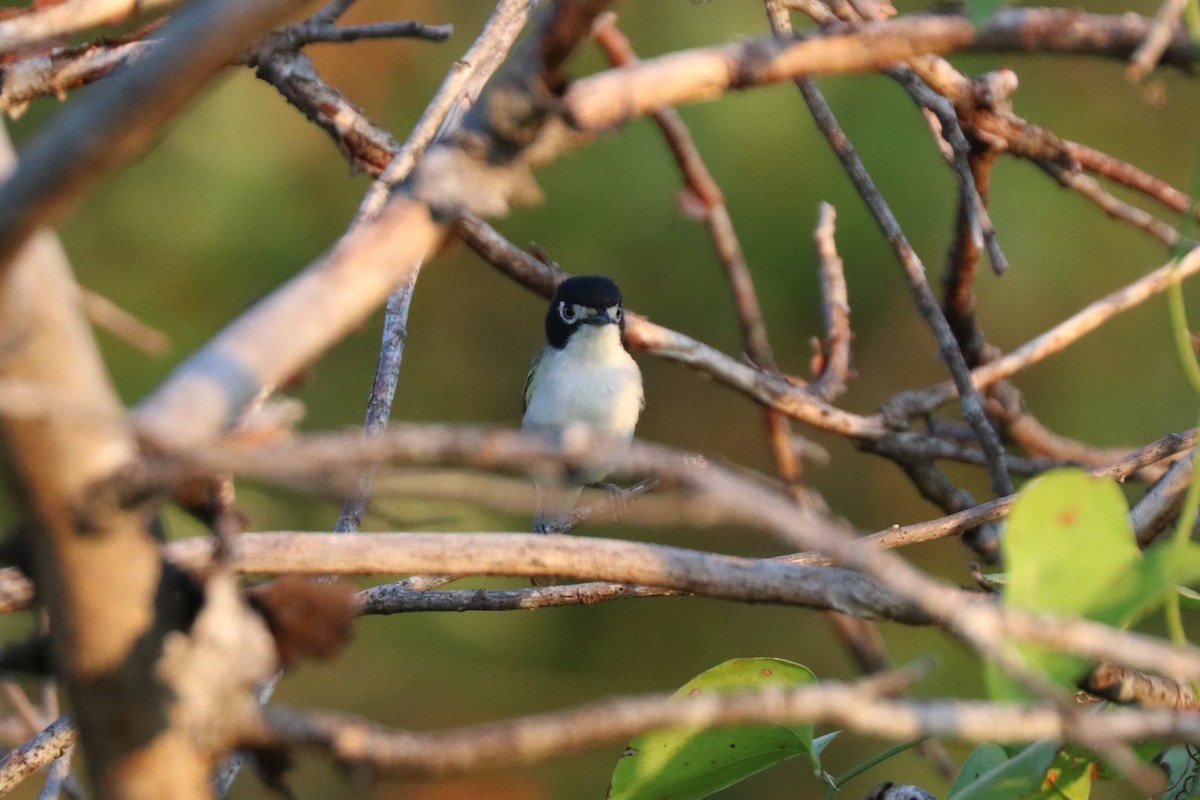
[0,128,203,796]
[563,11,1196,132]
[135,198,442,449]
[165,532,932,623]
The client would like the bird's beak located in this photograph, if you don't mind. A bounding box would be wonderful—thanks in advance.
[582,308,616,326]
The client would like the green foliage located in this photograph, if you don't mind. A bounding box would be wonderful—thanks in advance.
[607,658,820,800]
[948,742,1092,800]
[988,468,1200,700]
[986,469,1139,700]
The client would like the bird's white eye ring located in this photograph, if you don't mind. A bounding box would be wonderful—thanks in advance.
[614,307,623,322]
[559,302,577,323]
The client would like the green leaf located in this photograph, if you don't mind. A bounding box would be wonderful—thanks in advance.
[1089,539,1200,627]
[812,731,839,758]
[1026,749,1093,800]
[949,741,1061,800]
[988,469,1139,700]
[949,744,1010,798]
[608,658,818,800]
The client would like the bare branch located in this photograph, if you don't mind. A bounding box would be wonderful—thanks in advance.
[812,202,853,400]
[766,8,1012,502]
[974,7,1197,66]
[164,531,933,624]
[252,674,1199,783]
[333,278,418,533]
[1069,141,1199,222]
[1130,452,1194,547]
[1129,0,1190,80]
[357,0,537,219]
[135,198,442,449]
[0,0,175,56]
[0,40,149,118]
[358,579,677,614]
[564,17,977,131]
[270,20,453,48]
[1039,160,1182,247]
[80,287,170,357]
[853,427,1197,553]
[0,0,314,269]
[1084,662,1197,709]
[0,714,75,795]
[891,246,1200,417]
[254,50,400,176]
[455,212,885,439]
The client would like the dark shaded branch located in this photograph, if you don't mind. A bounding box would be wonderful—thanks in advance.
[255,50,400,176]
[264,19,452,49]
[334,278,417,533]
[358,580,678,614]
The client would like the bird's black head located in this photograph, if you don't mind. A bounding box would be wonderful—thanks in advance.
[545,275,626,349]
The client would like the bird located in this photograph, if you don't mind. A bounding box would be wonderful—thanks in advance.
[522,275,644,536]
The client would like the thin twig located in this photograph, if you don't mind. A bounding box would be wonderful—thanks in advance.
[1128,0,1190,80]
[766,7,1012,500]
[592,14,813,508]
[254,49,400,176]
[269,20,453,49]
[890,67,1007,276]
[1130,452,1194,548]
[891,246,1200,417]
[812,202,853,400]
[356,0,538,221]
[334,272,419,533]
[456,212,884,438]
[1069,141,1199,222]
[308,0,358,27]
[1040,161,1183,247]
[852,427,1197,554]
[79,287,170,357]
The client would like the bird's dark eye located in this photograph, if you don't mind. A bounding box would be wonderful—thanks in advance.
[559,302,577,323]
[614,307,623,322]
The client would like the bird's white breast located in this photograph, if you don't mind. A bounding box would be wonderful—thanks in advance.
[522,324,643,440]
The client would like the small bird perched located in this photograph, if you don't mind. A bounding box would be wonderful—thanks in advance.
[522,275,644,534]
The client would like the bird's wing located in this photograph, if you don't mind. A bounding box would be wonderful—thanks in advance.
[522,347,545,414]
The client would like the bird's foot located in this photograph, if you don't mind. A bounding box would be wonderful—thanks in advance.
[600,483,628,523]
[532,513,574,534]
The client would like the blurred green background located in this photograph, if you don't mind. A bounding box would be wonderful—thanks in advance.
[3,0,1200,797]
